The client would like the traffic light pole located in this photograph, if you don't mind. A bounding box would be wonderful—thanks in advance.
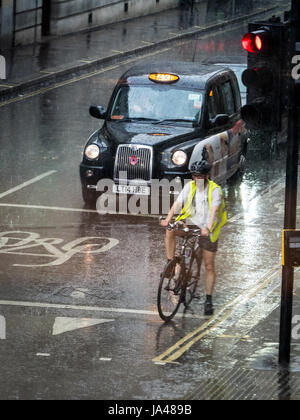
[279,0,300,366]
[279,101,299,366]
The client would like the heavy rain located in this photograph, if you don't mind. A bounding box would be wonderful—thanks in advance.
[0,0,300,402]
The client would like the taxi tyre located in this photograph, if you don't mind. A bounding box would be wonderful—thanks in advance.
[82,186,96,204]
[238,153,247,174]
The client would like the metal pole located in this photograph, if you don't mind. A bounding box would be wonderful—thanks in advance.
[279,0,300,366]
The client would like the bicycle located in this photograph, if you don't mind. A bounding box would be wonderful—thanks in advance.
[157,220,203,322]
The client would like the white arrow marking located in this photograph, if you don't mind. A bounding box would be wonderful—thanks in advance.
[0,315,6,339]
[52,317,114,336]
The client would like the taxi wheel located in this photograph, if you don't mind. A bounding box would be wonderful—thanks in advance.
[82,186,96,204]
[238,153,246,173]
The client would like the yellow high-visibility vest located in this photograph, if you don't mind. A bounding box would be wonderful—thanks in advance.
[175,179,227,243]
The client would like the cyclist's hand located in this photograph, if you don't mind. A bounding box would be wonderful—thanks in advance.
[202,227,210,237]
[160,219,169,228]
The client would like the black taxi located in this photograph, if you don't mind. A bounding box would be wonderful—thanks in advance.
[80,61,248,203]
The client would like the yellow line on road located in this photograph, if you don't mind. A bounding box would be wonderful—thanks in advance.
[153,265,281,363]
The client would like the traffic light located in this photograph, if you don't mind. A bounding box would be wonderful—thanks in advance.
[241,21,287,131]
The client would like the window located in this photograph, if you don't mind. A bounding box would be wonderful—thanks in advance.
[220,81,236,116]
[110,85,204,123]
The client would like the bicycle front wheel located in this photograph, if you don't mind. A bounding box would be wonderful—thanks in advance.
[157,258,184,322]
[184,252,201,307]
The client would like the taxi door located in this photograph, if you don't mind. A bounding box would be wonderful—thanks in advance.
[199,82,230,185]
[218,76,242,178]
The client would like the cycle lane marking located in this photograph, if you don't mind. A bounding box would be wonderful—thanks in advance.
[152,264,282,364]
[0,171,57,200]
[0,300,206,319]
[0,231,120,267]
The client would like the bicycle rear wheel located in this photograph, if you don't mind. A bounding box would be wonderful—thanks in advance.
[184,251,201,307]
[157,258,184,322]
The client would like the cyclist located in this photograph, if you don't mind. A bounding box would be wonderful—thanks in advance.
[160,160,227,315]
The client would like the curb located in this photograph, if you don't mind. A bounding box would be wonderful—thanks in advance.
[0,5,284,101]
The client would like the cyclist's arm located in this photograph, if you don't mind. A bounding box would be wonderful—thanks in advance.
[207,205,220,232]
[160,198,183,227]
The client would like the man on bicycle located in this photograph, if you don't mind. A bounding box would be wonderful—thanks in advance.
[160,160,227,315]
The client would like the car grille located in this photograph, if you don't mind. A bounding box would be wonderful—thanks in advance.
[114,145,153,182]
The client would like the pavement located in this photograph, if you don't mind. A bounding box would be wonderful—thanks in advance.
[1,0,300,401]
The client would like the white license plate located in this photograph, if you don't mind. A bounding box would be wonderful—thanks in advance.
[113,185,150,196]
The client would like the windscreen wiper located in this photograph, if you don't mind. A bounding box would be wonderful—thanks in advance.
[153,118,195,125]
[122,117,160,122]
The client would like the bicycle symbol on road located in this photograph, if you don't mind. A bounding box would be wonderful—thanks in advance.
[0,231,119,267]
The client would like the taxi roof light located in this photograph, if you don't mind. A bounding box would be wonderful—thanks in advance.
[149,73,179,83]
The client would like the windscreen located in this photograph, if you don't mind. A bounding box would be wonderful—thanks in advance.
[110,85,204,123]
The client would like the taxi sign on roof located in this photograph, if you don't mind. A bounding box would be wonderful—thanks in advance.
[148,73,179,83]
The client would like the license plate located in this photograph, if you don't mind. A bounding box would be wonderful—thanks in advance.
[113,185,150,196]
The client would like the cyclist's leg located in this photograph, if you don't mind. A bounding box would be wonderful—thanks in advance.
[202,249,216,296]
[165,229,176,260]
[165,229,185,260]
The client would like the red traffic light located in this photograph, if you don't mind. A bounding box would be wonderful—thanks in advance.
[242,29,271,54]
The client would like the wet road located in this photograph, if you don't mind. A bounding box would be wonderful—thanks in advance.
[0,18,294,400]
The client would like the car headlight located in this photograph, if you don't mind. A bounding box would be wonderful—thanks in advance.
[172,150,187,166]
[85,144,100,160]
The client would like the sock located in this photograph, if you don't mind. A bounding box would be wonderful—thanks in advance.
[206,295,212,303]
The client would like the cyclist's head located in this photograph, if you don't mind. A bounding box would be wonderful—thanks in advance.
[190,160,211,177]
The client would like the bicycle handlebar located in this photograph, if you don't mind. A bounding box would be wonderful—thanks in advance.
[159,217,202,235]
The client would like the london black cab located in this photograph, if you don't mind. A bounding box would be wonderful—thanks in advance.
[80,61,248,203]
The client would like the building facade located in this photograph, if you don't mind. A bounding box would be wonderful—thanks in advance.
[0,0,181,49]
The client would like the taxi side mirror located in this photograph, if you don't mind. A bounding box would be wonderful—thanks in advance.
[210,114,229,127]
[89,105,107,119]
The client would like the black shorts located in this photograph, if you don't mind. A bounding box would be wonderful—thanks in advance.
[198,236,218,253]
[174,230,218,253]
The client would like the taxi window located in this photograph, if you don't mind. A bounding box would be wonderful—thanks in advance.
[110,85,204,123]
[220,81,236,116]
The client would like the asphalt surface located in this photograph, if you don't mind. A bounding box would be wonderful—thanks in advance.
[1,0,300,402]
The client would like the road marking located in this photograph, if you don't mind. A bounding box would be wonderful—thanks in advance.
[0,171,57,199]
[36,353,50,357]
[40,70,55,74]
[99,357,112,361]
[0,202,98,213]
[0,84,14,88]
[0,202,159,218]
[0,299,204,319]
[52,317,114,335]
[0,315,5,339]
[0,231,119,267]
[152,264,282,363]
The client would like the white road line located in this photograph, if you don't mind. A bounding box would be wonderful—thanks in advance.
[0,203,98,213]
[0,171,57,199]
[0,202,158,217]
[0,299,205,319]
